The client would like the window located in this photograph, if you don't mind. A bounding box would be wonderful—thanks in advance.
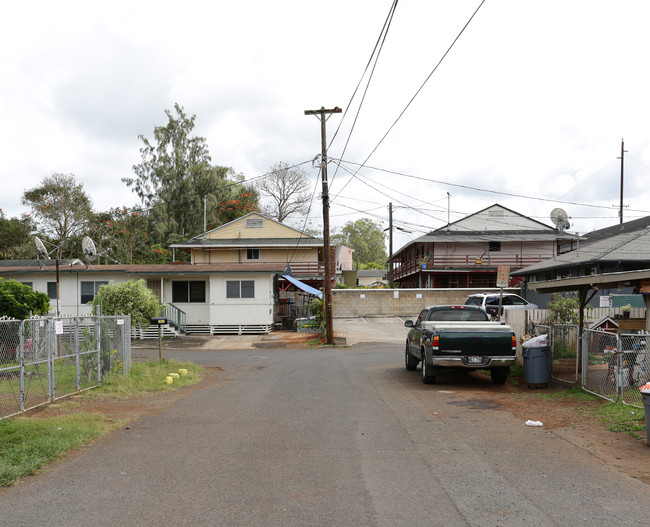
[488,241,501,252]
[226,280,255,299]
[246,248,260,260]
[172,281,206,303]
[47,282,57,300]
[20,282,33,288]
[80,281,108,304]
[509,295,527,306]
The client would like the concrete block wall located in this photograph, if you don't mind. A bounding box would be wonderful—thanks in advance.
[331,288,521,318]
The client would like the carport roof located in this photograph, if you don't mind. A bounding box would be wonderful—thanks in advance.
[517,226,650,276]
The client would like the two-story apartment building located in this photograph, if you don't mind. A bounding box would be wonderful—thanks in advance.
[0,213,335,334]
[391,204,579,291]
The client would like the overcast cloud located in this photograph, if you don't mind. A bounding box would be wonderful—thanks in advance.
[2,0,649,250]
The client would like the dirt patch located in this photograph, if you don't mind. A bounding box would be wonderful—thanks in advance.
[479,372,650,484]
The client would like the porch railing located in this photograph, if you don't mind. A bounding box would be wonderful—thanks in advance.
[161,303,186,333]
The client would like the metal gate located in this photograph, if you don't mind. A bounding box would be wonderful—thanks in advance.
[0,315,131,420]
[582,329,649,407]
[531,323,579,384]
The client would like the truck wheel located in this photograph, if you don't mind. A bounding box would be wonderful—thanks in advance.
[405,343,418,371]
[422,357,437,384]
[490,367,510,385]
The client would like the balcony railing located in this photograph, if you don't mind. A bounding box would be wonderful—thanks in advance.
[283,261,337,276]
[392,254,549,281]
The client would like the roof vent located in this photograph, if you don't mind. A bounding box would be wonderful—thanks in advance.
[245,218,263,228]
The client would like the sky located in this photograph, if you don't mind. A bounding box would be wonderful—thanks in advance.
[2,0,650,252]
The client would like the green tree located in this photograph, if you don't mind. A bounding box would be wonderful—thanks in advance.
[21,173,93,259]
[124,104,257,242]
[212,187,259,226]
[87,207,149,264]
[90,280,161,327]
[544,293,582,325]
[0,211,36,260]
[338,218,387,268]
[256,162,310,223]
[0,279,50,319]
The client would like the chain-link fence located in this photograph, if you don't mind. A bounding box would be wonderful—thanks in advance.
[531,323,579,384]
[583,329,619,402]
[582,329,649,407]
[0,315,131,420]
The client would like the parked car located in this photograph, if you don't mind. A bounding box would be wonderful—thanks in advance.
[464,292,538,319]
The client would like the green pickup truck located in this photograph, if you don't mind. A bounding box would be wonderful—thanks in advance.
[404,305,517,385]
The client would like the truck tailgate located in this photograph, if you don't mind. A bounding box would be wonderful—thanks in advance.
[438,328,514,356]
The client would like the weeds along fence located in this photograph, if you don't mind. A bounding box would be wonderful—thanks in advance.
[582,329,649,408]
[0,315,131,420]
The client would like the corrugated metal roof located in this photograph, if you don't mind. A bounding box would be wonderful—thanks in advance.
[518,226,650,275]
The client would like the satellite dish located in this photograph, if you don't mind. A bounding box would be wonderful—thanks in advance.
[82,236,97,261]
[34,237,49,259]
[34,237,50,269]
[550,208,571,232]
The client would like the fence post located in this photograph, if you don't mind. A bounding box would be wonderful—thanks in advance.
[19,320,25,413]
[96,316,102,383]
[48,319,55,403]
[75,317,81,392]
[581,331,587,387]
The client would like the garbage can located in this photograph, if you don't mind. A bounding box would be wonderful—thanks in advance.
[642,391,650,445]
[522,335,551,388]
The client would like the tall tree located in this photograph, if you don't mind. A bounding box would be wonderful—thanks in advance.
[124,104,257,242]
[0,211,36,260]
[21,173,92,259]
[256,162,311,223]
[86,207,149,264]
[338,218,388,268]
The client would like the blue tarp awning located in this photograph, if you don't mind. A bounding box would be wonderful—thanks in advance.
[282,274,323,299]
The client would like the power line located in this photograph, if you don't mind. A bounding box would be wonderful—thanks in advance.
[329,0,399,188]
[336,159,650,214]
[333,0,487,199]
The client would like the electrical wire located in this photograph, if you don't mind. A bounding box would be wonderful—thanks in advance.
[332,0,487,200]
[328,0,399,188]
[336,159,650,215]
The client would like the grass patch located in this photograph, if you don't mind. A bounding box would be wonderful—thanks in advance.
[599,402,646,436]
[82,358,203,398]
[0,413,124,486]
[0,359,204,486]
[528,386,647,437]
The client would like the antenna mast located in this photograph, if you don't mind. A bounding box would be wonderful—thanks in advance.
[619,138,627,225]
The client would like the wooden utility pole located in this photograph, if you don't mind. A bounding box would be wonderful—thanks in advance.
[304,106,341,345]
[388,203,394,288]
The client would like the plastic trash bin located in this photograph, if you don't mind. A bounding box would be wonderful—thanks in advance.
[642,392,650,445]
[522,335,551,388]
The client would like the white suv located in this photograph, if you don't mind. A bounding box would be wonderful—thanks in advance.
[464,293,538,318]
